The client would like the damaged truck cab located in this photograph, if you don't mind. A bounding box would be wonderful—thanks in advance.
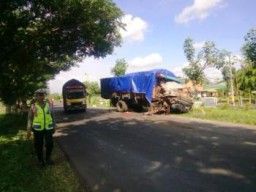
[100,69,193,114]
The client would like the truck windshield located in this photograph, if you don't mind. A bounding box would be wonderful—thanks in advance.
[67,90,85,99]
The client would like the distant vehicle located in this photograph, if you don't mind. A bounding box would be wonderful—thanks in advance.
[100,69,193,114]
[62,79,87,113]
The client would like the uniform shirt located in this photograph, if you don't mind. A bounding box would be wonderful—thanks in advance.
[27,101,56,131]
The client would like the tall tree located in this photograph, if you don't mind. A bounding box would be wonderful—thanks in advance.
[84,81,100,96]
[182,38,225,85]
[219,50,239,104]
[237,60,256,94]
[243,27,256,68]
[0,0,124,105]
[221,65,236,93]
[111,58,127,76]
[83,81,100,104]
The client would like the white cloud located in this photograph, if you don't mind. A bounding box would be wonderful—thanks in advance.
[48,58,113,94]
[175,0,224,24]
[120,14,148,42]
[172,63,188,78]
[128,53,163,69]
[193,41,205,49]
[47,69,95,94]
[204,67,223,82]
[48,53,164,93]
[172,63,223,83]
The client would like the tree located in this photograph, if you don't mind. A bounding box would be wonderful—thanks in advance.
[84,81,100,96]
[0,0,124,105]
[111,58,127,76]
[243,27,256,68]
[84,81,100,104]
[221,65,236,93]
[182,38,224,85]
[237,28,256,98]
[237,60,256,94]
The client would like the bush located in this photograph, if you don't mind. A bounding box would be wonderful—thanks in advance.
[219,103,230,110]
[244,102,251,110]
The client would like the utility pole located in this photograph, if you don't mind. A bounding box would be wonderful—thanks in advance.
[228,53,235,106]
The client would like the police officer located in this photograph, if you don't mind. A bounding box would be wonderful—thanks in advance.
[27,89,56,167]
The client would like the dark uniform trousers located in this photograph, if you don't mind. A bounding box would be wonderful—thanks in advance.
[33,129,53,162]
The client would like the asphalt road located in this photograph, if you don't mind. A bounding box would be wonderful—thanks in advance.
[54,107,256,192]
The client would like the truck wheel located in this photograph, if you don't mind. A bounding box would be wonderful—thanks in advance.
[110,98,118,107]
[116,100,128,112]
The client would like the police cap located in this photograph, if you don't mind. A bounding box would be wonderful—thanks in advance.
[35,88,46,95]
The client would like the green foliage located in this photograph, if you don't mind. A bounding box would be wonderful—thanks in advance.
[84,81,100,105]
[111,58,128,76]
[221,65,236,93]
[219,103,230,110]
[0,114,84,192]
[84,81,100,96]
[0,102,6,114]
[182,61,205,84]
[237,60,256,93]
[0,114,27,135]
[221,66,230,84]
[183,38,195,62]
[0,0,124,105]
[182,38,224,85]
[181,106,256,125]
[243,27,256,68]
[48,93,61,101]
[244,102,251,110]
[238,28,256,94]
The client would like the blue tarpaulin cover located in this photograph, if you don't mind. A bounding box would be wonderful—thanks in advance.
[100,69,181,102]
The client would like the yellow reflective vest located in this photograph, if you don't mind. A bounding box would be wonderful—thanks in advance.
[32,102,54,131]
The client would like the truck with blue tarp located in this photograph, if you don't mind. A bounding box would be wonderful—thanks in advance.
[100,69,193,114]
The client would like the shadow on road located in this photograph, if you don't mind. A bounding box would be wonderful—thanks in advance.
[54,108,256,192]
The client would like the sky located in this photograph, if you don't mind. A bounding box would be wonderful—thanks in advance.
[48,0,256,94]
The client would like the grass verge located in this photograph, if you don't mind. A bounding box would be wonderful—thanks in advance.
[0,113,85,192]
[179,106,256,125]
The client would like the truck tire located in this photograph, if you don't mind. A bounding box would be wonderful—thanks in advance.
[110,98,118,107]
[116,100,128,112]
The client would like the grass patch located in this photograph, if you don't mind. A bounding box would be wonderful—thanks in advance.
[180,106,256,125]
[0,102,6,114]
[0,113,85,192]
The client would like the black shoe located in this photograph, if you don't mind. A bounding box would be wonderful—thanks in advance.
[45,157,54,165]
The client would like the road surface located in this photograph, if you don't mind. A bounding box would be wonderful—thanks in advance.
[54,107,256,192]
